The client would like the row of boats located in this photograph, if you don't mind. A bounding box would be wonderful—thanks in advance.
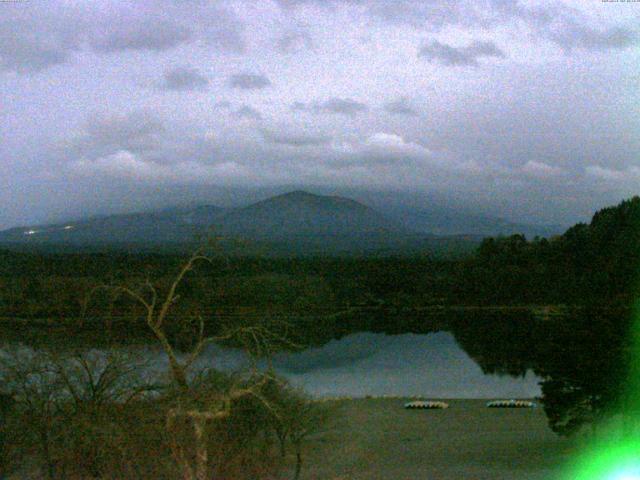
[404,400,536,409]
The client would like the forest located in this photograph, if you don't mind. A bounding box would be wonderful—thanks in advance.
[1,196,637,322]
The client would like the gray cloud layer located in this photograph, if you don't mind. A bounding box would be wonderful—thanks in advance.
[292,98,369,116]
[276,30,314,53]
[160,66,209,91]
[0,0,638,230]
[228,73,272,89]
[91,20,192,53]
[384,98,418,117]
[419,40,504,66]
[261,129,331,147]
[233,105,263,121]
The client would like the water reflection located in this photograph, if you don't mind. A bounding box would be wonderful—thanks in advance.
[1,331,540,399]
[0,312,540,398]
[270,332,540,398]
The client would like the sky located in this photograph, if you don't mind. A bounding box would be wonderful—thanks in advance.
[1,0,639,230]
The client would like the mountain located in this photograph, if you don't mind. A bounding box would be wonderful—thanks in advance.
[0,205,228,246]
[0,190,554,256]
[376,204,563,238]
[0,191,422,255]
[218,190,403,238]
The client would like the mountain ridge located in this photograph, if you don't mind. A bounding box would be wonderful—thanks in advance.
[0,190,560,256]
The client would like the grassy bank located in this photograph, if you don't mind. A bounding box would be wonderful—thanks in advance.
[295,398,575,480]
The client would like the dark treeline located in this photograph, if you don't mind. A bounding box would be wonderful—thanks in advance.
[458,196,640,306]
[1,197,639,324]
[0,252,458,322]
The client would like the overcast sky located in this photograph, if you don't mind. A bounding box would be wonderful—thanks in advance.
[1,0,639,229]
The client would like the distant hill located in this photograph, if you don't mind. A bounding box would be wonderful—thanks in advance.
[0,205,227,246]
[373,203,563,238]
[218,190,403,238]
[0,190,554,256]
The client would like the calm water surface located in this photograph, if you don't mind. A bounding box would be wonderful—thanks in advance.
[57,331,539,398]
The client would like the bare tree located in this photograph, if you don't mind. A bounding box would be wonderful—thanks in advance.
[0,348,64,480]
[289,398,329,480]
[0,391,14,479]
[0,348,152,479]
[262,379,330,480]
[83,246,293,479]
[53,350,156,410]
[85,248,215,389]
[166,373,276,480]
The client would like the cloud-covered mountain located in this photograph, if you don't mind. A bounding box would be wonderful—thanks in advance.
[218,190,401,237]
[0,191,563,255]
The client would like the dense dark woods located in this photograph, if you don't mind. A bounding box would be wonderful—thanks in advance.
[0,196,639,477]
[2,197,639,320]
[463,196,640,306]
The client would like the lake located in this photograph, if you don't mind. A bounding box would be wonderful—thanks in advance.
[6,331,539,399]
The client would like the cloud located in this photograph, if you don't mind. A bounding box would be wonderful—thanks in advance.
[275,0,481,28]
[586,165,640,182]
[276,31,314,53]
[278,0,636,54]
[292,98,369,116]
[0,8,84,73]
[261,129,331,147]
[419,40,504,66]
[276,0,533,30]
[521,161,565,178]
[233,105,263,121]
[202,7,247,54]
[228,73,272,89]
[91,19,192,53]
[71,150,249,184]
[329,133,432,164]
[0,35,68,73]
[547,23,635,52]
[2,0,633,78]
[159,66,209,91]
[383,97,418,116]
[72,150,156,180]
[0,3,245,74]
[66,111,165,159]
[291,101,309,112]
[321,98,369,115]
[2,0,639,231]
[500,2,636,52]
[362,132,431,157]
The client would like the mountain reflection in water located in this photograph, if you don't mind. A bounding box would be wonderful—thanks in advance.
[106,331,540,398]
[270,332,540,398]
[0,331,541,399]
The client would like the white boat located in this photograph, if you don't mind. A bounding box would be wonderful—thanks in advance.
[486,400,536,408]
[404,400,449,409]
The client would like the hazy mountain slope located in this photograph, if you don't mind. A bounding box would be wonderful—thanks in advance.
[0,191,404,248]
[0,206,227,245]
[217,190,405,238]
[375,203,564,238]
[0,190,554,255]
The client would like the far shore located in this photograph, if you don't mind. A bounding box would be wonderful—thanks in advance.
[0,304,575,329]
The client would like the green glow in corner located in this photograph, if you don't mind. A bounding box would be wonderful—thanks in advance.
[565,440,640,479]
[563,301,640,480]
